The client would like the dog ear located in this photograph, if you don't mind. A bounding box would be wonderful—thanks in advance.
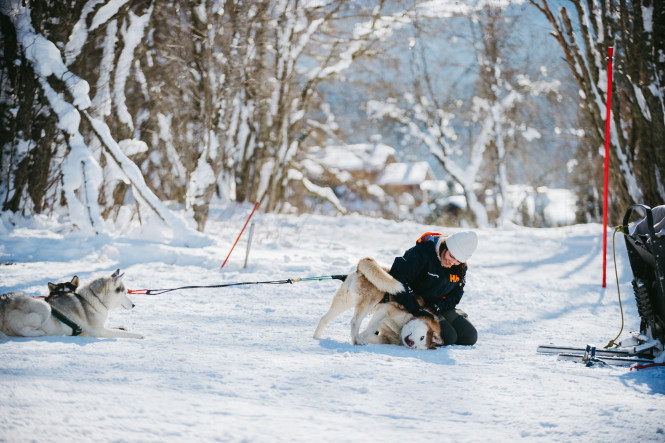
[427,330,444,348]
[112,269,125,281]
[71,276,79,288]
[48,282,57,292]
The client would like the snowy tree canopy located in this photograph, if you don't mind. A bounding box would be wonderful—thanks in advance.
[0,0,661,233]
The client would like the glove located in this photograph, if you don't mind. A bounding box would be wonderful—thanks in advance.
[392,285,434,320]
[412,307,435,320]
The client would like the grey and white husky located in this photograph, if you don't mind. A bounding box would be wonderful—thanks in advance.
[0,269,144,339]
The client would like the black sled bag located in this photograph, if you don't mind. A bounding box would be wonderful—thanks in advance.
[622,204,665,343]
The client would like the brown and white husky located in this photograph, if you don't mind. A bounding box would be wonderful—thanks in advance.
[313,257,442,349]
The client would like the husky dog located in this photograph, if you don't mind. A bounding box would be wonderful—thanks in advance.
[0,269,144,339]
[47,275,80,299]
[313,257,442,349]
[357,301,442,349]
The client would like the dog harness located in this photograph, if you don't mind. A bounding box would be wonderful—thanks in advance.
[417,232,442,243]
[48,306,83,336]
[43,286,83,336]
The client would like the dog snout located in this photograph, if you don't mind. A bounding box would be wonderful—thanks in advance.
[121,295,136,310]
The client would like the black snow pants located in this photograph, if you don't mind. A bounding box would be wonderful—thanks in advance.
[437,308,477,346]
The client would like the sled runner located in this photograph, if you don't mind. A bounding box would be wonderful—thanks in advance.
[539,204,665,367]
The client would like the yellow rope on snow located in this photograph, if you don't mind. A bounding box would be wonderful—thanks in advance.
[604,225,628,349]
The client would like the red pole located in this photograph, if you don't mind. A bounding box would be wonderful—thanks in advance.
[602,46,614,288]
[221,202,260,268]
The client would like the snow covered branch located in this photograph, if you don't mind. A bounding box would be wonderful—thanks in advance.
[532,0,664,221]
[1,1,206,243]
[286,169,346,215]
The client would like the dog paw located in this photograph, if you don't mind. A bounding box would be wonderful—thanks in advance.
[354,337,368,346]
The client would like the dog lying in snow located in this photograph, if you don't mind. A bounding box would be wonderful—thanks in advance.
[359,300,443,349]
[0,270,144,339]
[313,257,442,349]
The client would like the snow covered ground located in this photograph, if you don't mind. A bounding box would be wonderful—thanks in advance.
[1,204,664,442]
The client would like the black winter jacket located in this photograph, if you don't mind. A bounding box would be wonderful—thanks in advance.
[389,233,467,314]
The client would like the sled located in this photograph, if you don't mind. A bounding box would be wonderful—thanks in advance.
[621,204,665,348]
[538,204,665,367]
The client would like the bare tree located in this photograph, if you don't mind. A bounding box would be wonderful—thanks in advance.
[0,1,70,217]
[1,0,414,232]
[368,3,562,227]
[531,0,665,223]
[5,1,595,233]
[1,0,204,240]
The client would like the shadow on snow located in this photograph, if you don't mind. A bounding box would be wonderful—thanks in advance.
[315,337,460,365]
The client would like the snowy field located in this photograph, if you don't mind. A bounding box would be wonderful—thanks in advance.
[1,205,664,442]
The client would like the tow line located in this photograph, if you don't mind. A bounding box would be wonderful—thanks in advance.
[127,275,348,295]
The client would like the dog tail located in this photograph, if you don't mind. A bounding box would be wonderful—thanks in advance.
[357,258,404,294]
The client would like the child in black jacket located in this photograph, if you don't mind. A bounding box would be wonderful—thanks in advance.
[389,231,478,346]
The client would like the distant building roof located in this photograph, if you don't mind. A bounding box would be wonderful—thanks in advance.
[310,143,395,171]
[377,162,434,186]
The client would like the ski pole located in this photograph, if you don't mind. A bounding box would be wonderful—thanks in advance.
[222,202,259,268]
